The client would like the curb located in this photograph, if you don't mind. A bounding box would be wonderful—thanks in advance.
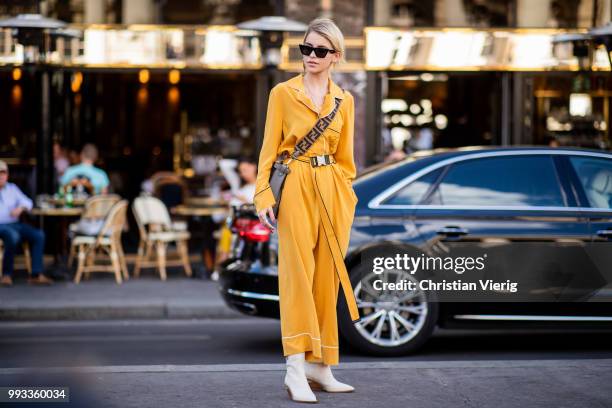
[0,304,243,321]
[3,359,612,374]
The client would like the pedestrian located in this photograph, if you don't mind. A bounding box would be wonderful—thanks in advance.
[253,18,360,403]
[0,160,54,286]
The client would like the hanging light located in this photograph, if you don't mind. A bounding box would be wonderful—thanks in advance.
[0,14,67,63]
[552,33,593,71]
[138,69,150,84]
[237,16,307,67]
[589,23,612,69]
[71,71,83,93]
[168,69,180,85]
[12,68,22,81]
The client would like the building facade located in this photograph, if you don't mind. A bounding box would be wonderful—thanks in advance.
[0,0,610,197]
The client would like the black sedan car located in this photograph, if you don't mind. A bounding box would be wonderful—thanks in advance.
[219,146,612,356]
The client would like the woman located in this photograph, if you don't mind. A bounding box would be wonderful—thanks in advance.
[253,18,361,403]
[214,157,258,268]
[218,157,258,207]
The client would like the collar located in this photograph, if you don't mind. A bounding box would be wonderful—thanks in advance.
[286,73,345,100]
[286,73,344,116]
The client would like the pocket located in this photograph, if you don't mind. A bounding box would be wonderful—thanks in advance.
[326,124,341,151]
[327,125,341,134]
[327,114,343,134]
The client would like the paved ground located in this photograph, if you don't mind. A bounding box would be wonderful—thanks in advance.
[1,319,612,407]
[2,319,612,367]
[0,275,240,320]
[2,273,612,407]
[1,359,611,408]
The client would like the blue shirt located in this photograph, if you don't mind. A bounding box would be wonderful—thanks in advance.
[0,183,33,224]
[60,163,110,194]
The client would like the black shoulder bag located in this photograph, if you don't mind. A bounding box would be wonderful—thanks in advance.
[268,93,344,218]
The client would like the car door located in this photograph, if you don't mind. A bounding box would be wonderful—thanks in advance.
[408,152,598,313]
[565,154,612,306]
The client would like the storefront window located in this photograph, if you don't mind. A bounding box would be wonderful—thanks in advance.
[372,0,514,27]
[381,72,502,159]
[0,0,276,25]
[0,0,39,18]
[371,0,608,29]
[40,0,122,24]
[533,73,611,149]
[160,0,277,25]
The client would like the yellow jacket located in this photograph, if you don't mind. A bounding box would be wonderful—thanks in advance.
[253,73,356,213]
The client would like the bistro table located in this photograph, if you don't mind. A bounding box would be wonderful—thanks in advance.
[170,203,229,276]
[171,205,229,217]
[31,207,84,218]
[185,197,228,207]
[30,206,84,276]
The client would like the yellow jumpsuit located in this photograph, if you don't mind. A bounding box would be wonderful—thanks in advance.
[253,73,361,366]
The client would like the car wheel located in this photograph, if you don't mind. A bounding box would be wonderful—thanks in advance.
[338,250,438,356]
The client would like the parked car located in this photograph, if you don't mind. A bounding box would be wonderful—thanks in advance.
[218,146,612,356]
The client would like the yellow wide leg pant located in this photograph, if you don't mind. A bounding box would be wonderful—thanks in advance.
[276,156,360,366]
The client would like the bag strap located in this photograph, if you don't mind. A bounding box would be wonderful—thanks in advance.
[276,89,345,163]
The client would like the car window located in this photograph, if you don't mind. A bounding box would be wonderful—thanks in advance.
[426,155,566,207]
[569,156,612,209]
[382,168,442,205]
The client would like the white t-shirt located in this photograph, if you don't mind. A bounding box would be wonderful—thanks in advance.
[214,159,256,222]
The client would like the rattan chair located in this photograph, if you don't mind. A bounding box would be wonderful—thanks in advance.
[0,241,32,277]
[151,172,188,209]
[132,196,192,280]
[68,194,121,266]
[73,200,129,284]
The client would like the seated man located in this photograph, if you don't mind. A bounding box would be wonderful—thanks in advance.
[60,144,110,195]
[0,161,53,286]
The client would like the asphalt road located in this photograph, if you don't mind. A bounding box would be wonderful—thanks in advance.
[1,317,612,368]
[1,318,612,408]
[0,318,612,368]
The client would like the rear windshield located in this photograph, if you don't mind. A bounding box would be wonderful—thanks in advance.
[355,151,438,182]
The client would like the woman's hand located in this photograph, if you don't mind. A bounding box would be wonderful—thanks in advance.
[257,206,276,231]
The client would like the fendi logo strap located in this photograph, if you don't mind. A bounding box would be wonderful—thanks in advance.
[291,96,343,159]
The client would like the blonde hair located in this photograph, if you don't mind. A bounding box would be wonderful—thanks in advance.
[302,18,346,70]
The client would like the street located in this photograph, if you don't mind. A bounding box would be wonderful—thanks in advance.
[1,318,612,407]
[0,0,611,407]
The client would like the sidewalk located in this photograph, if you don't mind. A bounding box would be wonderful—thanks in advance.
[1,359,611,407]
[0,275,241,320]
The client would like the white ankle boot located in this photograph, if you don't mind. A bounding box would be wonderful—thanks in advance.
[304,361,355,393]
[284,353,318,403]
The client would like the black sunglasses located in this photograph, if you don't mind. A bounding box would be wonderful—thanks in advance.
[299,43,336,58]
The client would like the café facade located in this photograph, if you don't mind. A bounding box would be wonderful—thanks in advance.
[1,22,611,198]
[1,23,265,198]
[360,26,612,162]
